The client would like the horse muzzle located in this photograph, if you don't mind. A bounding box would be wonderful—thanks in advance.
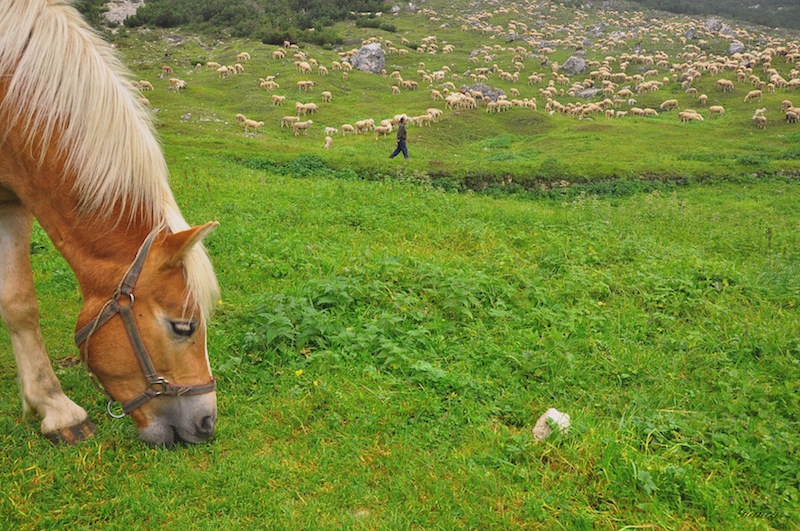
[136,392,217,448]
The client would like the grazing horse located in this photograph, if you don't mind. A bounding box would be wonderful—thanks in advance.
[0,0,220,447]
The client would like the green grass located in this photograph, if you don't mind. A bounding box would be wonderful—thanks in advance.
[2,148,800,528]
[2,2,800,529]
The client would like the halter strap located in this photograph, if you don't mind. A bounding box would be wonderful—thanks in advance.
[75,228,216,416]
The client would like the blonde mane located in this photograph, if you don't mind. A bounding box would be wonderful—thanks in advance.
[0,0,218,319]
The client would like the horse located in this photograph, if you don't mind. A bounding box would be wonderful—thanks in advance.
[0,0,220,447]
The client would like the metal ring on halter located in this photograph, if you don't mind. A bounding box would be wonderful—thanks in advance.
[114,291,134,307]
[107,400,126,419]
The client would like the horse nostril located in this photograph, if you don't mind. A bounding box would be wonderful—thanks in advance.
[198,415,215,436]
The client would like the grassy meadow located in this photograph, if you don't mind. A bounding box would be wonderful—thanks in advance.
[2,0,800,529]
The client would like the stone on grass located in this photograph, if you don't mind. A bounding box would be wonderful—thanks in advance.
[532,408,571,441]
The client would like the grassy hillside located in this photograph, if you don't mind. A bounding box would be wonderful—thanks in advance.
[113,0,800,191]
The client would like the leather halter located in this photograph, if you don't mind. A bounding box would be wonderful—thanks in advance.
[75,228,216,417]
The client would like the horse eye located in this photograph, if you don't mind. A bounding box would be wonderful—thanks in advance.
[170,321,197,338]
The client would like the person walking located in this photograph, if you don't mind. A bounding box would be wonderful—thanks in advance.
[389,116,409,159]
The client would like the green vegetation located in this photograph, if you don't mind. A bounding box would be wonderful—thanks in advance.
[3,1,800,528]
[629,0,800,31]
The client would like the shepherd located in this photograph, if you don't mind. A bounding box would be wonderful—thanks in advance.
[0,0,220,447]
[388,116,409,159]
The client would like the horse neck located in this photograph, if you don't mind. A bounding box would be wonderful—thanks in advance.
[12,154,154,301]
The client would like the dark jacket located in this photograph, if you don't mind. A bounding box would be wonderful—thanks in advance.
[396,121,407,141]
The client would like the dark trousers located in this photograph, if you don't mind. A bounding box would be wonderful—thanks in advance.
[389,140,409,159]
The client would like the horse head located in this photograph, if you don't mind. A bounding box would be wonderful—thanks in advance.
[76,223,219,447]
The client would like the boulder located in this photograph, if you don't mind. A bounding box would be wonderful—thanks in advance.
[729,41,745,55]
[560,56,587,76]
[705,18,723,32]
[460,83,505,102]
[577,88,601,99]
[351,43,385,74]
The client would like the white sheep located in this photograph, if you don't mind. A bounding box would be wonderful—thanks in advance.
[243,118,264,134]
[324,126,339,136]
[271,95,286,105]
[281,116,299,128]
[744,90,763,103]
[293,120,313,135]
[708,105,725,117]
[659,99,679,111]
[321,91,332,103]
[235,113,247,123]
[237,52,251,61]
[374,124,392,139]
[752,115,767,129]
[324,136,333,149]
[168,78,187,91]
[341,124,355,135]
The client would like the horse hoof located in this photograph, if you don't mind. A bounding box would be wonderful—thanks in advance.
[43,419,96,445]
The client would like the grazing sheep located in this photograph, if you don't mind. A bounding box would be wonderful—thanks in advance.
[293,120,313,135]
[217,66,230,78]
[161,65,173,77]
[168,78,187,91]
[698,94,708,106]
[355,119,374,133]
[235,113,247,123]
[318,65,329,75]
[272,95,286,106]
[324,136,333,149]
[272,49,286,60]
[341,71,349,81]
[391,85,401,95]
[426,108,443,121]
[281,116,299,128]
[237,52,251,61]
[753,115,767,129]
[260,80,279,91]
[243,119,264,134]
[321,91,332,103]
[716,79,735,92]
[708,105,725,117]
[786,111,799,124]
[744,90,763,103]
[374,124,392,139]
[753,107,767,117]
[659,99,679,111]
[341,124,355,135]
[324,126,339,136]
[207,61,221,70]
[137,80,154,91]
[678,110,704,122]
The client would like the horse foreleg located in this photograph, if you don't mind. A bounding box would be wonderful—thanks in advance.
[0,203,94,443]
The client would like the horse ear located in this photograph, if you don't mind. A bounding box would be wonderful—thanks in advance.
[161,221,219,268]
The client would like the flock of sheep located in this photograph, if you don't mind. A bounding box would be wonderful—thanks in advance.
[135,0,800,151]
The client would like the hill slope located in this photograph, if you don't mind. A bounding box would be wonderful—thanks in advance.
[114,0,800,190]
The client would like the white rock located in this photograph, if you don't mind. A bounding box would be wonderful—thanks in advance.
[532,408,571,441]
